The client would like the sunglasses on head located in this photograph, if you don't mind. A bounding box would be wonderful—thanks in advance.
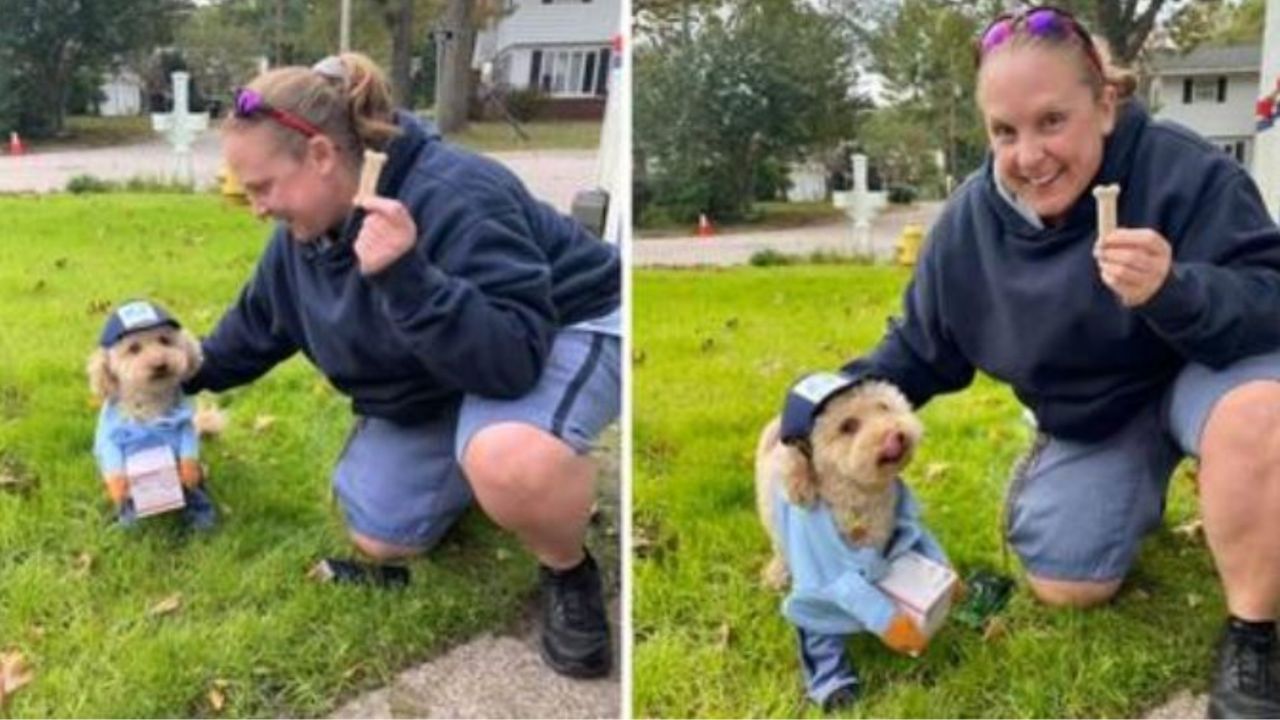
[233,88,323,138]
[975,5,1104,76]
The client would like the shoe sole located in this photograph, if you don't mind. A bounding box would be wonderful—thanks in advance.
[539,639,612,679]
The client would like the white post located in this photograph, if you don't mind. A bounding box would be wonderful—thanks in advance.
[1253,0,1280,216]
[150,71,209,186]
[339,0,351,52]
[851,153,871,258]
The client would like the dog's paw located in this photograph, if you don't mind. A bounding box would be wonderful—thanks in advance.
[761,556,790,590]
[193,401,228,437]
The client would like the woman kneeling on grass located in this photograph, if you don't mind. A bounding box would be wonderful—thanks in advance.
[787,6,1280,717]
[185,52,620,679]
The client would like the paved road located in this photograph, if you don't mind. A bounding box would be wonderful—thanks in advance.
[633,202,944,267]
[0,132,597,213]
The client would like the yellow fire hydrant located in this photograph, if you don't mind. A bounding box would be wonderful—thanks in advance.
[219,162,247,204]
[897,224,925,266]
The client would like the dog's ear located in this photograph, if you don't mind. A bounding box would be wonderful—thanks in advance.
[87,348,117,401]
[780,443,819,507]
[178,330,203,381]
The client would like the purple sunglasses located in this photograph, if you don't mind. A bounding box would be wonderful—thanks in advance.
[976,5,1104,76]
[233,88,323,138]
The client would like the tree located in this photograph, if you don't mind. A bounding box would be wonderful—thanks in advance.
[866,0,990,188]
[636,0,864,222]
[176,2,264,109]
[434,0,476,132]
[1165,0,1264,52]
[0,0,189,136]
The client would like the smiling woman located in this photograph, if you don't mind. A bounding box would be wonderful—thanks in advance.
[767,4,1280,716]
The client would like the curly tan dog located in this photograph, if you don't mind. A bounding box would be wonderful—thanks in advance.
[88,319,204,507]
[755,379,927,652]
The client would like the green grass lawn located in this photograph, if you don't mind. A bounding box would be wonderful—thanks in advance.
[633,265,1220,718]
[637,201,847,238]
[444,120,602,153]
[0,194,595,716]
[26,116,158,150]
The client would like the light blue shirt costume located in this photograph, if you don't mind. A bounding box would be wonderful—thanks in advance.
[93,396,199,477]
[775,478,950,707]
[775,478,950,634]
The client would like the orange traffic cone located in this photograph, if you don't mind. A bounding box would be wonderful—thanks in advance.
[697,213,714,238]
[8,132,24,155]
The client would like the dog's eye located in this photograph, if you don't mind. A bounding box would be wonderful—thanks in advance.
[127,342,141,355]
[158,335,173,346]
[840,418,860,435]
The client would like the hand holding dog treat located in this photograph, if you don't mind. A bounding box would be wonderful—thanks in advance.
[356,149,386,201]
[1092,184,1172,307]
[352,149,418,276]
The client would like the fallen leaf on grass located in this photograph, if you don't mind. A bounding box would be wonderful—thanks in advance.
[72,552,93,577]
[715,622,733,649]
[207,687,225,712]
[147,592,183,617]
[1187,592,1203,608]
[0,651,33,707]
[1174,517,1204,543]
[923,463,951,483]
[252,415,276,433]
[982,617,1008,642]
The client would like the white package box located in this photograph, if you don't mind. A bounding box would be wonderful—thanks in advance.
[875,550,958,640]
[124,446,186,518]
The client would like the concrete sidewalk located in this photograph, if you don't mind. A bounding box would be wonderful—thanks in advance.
[633,202,944,267]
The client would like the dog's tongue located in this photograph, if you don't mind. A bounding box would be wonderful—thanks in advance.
[878,432,907,464]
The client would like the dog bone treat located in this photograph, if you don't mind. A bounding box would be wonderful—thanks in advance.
[358,149,388,199]
[1093,183,1120,242]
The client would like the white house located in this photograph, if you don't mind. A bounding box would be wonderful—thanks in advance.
[99,69,144,116]
[473,0,619,118]
[1149,44,1260,166]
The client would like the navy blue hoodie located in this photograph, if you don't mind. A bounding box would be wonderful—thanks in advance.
[845,102,1280,442]
[187,113,620,424]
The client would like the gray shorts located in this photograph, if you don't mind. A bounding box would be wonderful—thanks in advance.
[1006,349,1280,582]
[332,329,621,549]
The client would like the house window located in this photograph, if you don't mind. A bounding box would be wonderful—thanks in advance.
[1221,140,1246,164]
[532,46,609,96]
[1184,76,1228,104]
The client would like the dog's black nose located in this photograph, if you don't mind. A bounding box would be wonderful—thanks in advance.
[150,365,171,380]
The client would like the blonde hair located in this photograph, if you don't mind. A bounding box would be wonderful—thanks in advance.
[979,27,1138,103]
[223,52,401,161]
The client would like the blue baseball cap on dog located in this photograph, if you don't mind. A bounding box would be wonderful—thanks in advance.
[780,371,860,445]
[99,299,181,347]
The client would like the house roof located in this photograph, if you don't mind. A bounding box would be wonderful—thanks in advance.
[1150,44,1260,76]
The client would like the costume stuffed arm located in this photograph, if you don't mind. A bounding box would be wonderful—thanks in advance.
[92,412,128,506]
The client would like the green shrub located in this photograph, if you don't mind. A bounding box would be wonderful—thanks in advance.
[748,248,795,266]
[503,87,546,123]
[66,174,196,194]
[888,183,918,204]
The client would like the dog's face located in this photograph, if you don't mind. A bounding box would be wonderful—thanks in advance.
[807,380,924,496]
[87,325,202,403]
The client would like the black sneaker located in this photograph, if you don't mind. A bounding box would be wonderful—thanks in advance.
[819,683,859,712]
[1209,622,1280,718]
[538,550,611,679]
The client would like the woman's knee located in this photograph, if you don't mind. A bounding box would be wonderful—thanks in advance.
[1202,381,1280,468]
[349,531,425,561]
[1027,575,1122,608]
[462,422,578,497]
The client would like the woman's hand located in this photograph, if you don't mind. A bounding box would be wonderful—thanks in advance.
[354,196,417,276]
[1094,228,1173,307]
